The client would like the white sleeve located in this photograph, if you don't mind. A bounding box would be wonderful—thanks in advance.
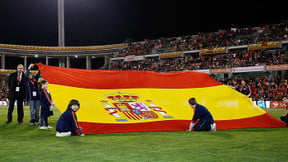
[189,122,195,131]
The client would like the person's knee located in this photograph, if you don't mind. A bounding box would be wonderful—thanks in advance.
[280,116,288,122]
[193,127,200,131]
[193,124,201,131]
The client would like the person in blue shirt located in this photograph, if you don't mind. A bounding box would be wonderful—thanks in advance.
[188,97,216,132]
[26,64,41,125]
[56,99,85,137]
[39,80,53,129]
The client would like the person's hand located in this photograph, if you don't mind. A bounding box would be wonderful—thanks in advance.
[49,105,54,111]
[24,100,28,106]
[28,64,34,70]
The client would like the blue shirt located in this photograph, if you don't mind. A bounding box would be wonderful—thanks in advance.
[192,104,214,124]
[56,108,80,135]
[40,89,53,118]
[240,84,251,95]
[26,79,40,101]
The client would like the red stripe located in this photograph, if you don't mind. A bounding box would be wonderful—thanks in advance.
[128,112,141,120]
[43,88,52,104]
[126,112,136,120]
[78,113,286,134]
[71,111,80,135]
[36,63,221,89]
[135,114,142,120]
[128,112,142,120]
[123,112,133,120]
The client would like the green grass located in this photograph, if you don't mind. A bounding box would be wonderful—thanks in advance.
[0,107,287,162]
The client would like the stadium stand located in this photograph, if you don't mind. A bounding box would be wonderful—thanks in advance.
[0,21,287,102]
[106,21,288,102]
[116,21,288,57]
[105,49,288,71]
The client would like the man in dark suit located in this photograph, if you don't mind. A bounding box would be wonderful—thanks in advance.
[6,64,27,124]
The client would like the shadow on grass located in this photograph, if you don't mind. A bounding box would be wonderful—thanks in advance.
[88,131,170,137]
[220,127,287,132]
[85,130,233,138]
[0,123,21,129]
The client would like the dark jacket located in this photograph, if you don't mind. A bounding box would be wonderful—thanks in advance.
[8,71,27,100]
[240,84,251,96]
[40,88,53,118]
[192,104,214,124]
[26,71,40,101]
[56,108,81,136]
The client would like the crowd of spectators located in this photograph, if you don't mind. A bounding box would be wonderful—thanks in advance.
[1,22,288,102]
[117,21,288,57]
[0,86,8,101]
[105,49,288,72]
[104,21,288,102]
[216,74,288,101]
[0,75,8,101]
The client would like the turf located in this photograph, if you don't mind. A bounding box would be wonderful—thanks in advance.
[0,107,287,162]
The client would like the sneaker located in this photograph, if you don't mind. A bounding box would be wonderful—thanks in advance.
[18,122,24,125]
[39,126,48,129]
[47,126,53,129]
[210,123,216,132]
[56,131,71,137]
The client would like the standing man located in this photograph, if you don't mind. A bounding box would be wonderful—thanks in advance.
[188,97,216,132]
[6,64,27,124]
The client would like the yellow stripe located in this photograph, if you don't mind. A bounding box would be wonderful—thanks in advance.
[49,84,265,124]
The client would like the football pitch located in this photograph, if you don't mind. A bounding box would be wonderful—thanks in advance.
[0,107,287,161]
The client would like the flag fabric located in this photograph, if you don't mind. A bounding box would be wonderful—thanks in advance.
[37,64,286,134]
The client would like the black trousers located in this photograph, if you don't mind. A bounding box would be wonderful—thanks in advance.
[280,115,288,127]
[194,120,212,131]
[7,96,24,123]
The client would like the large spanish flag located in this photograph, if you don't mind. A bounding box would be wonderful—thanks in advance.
[37,64,285,134]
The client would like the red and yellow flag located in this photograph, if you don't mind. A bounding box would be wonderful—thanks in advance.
[37,64,285,134]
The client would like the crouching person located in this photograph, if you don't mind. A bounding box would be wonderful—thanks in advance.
[188,97,216,132]
[56,99,85,137]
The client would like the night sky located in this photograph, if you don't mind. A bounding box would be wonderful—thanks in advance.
[0,0,287,46]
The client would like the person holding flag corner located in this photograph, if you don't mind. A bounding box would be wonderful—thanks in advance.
[188,97,216,132]
[56,99,85,137]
